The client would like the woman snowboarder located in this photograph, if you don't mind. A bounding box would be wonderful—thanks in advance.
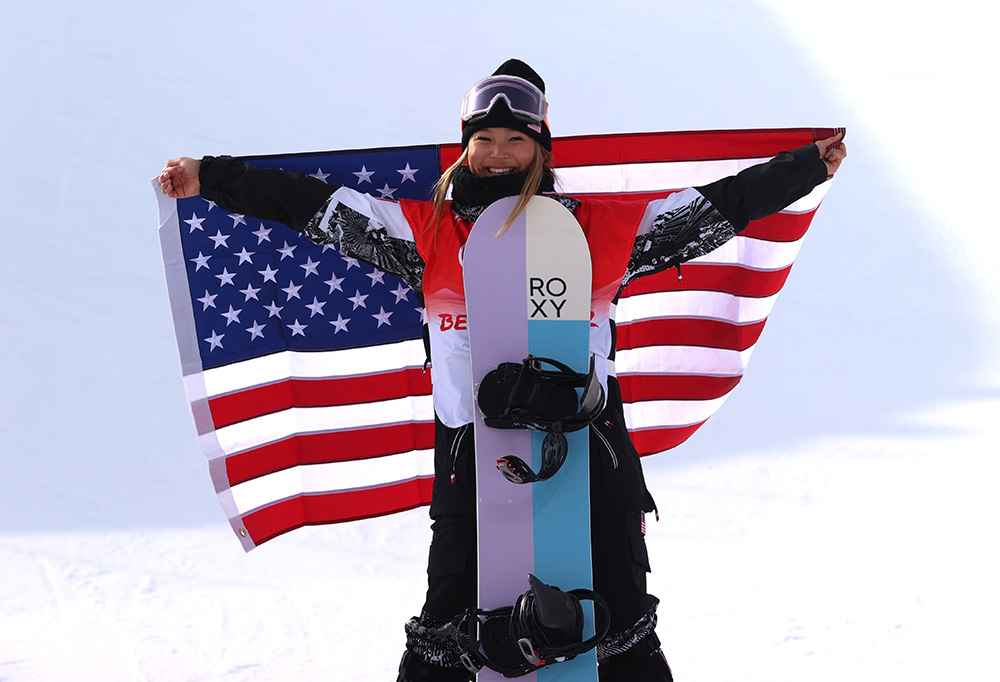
[160,59,846,682]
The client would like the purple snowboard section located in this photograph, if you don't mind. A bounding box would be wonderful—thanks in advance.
[464,197,536,613]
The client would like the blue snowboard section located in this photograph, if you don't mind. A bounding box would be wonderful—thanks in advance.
[529,319,597,682]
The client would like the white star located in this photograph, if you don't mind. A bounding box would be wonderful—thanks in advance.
[197,290,218,311]
[204,330,225,351]
[305,296,327,317]
[310,168,331,183]
[390,282,411,303]
[348,290,369,310]
[372,306,393,327]
[258,264,279,283]
[184,213,206,232]
[376,183,397,200]
[342,256,360,270]
[252,224,272,244]
[264,301,284,317]
[300,257,320,278]
[398,163,419,183]
[204,199,218,211]
[229,213,247,227]
[330,314,350,334]
[416,306,427,324]
[287,319,307,337]
[366,269,386,287]
[246,320,266,341]
[221,305,242,326]
[325,273,345,293]
[190,251,211,271]
[281,280,302,300]
[239,283,261,301]
[215,268,237,287]
[353,165,375,184]
[235,247,255,265]
[277,241,297,260]
[208,230,231,249]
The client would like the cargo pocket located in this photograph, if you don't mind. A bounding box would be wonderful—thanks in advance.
[428,541,470,578]
[424,539,476,621]
[629,531,652,585]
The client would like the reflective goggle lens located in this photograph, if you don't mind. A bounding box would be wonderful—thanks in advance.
[461,76,547,123]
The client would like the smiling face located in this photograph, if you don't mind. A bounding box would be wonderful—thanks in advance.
[466,127,538,177]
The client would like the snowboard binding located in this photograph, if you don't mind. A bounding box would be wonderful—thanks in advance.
[477,355,604,484]
[453,574,610,678]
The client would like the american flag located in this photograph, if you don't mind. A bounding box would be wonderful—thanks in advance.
[156,128,840,550]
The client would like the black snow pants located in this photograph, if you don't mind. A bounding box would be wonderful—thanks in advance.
[401,378,673,681]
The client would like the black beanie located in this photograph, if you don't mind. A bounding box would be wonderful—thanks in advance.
[461,59,552,151]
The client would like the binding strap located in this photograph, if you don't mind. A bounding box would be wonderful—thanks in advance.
[477,355,604,484]
[453,574,611,678]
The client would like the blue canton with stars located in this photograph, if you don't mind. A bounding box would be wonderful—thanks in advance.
[177,146,440,370]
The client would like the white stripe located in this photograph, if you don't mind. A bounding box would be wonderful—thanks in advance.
[197,338,426,398]
[784,181,831,213]
[556,158,766,194]
[229,449,436,515]
[617,290,779,326]
[616,345,754,377]
[623,396,730,430]
[554,158,831,213]
[206,396,436,457]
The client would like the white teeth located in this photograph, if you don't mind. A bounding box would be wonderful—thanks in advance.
[488,168,514,175]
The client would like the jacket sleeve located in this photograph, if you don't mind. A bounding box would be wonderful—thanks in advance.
[621,143,829,287]
[198,156,425,293]
[198,155,338,234]
[696,143,829,232]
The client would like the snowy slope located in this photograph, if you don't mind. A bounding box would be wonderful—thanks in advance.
[1,1,997,680]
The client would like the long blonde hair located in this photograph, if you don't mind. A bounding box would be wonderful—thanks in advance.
[428,140,555,244]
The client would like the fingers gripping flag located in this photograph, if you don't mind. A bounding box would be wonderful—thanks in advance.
[156,128,840,550]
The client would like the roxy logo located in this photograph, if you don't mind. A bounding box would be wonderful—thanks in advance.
[529,277,567,318]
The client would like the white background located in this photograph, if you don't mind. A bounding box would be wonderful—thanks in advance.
[2,1,997,680]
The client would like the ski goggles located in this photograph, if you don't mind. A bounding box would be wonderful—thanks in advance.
[460,75,548,124]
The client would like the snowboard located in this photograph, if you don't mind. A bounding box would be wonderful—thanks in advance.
[464,195,598,682]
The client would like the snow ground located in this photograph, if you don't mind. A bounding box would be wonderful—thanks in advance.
[2,1,997,680]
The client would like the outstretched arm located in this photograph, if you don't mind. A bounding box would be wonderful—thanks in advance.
[696,133,844,232]
[621,133,846,288]
[159,155,337,234]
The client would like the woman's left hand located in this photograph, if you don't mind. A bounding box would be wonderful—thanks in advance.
[816,132,847,175]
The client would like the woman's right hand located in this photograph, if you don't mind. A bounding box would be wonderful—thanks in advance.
[159,157,202,199]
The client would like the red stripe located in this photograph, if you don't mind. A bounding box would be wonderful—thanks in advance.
[209,367,433,429]
[741,210,815,242]
[617,318,767,352]
[619,374,743,402]
[441,128,840,170]
[554,128,840,166]
[242,476,436,545]
[619,263,792,299]
[225,422,435,486]
[630,422,708,456]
